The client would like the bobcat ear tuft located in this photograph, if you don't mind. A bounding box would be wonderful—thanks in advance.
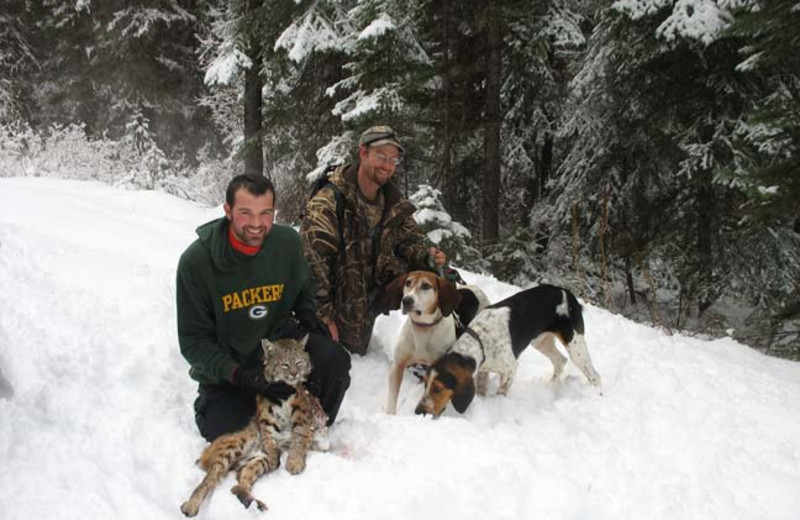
[299,334,310,349]
[261,338,277,356]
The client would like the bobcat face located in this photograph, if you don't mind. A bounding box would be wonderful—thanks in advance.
[261,336,311,387]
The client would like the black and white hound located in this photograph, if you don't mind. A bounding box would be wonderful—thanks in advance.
[415,284,601,417]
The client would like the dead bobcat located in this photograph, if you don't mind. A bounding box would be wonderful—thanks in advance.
[180,335,328,516]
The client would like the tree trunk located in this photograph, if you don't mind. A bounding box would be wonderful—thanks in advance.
[482,6,502,244]
[441,0,455,213]
[696,169,715,315]
[539,131,553,201]
[243,0,264,177]
[626,260,636,305]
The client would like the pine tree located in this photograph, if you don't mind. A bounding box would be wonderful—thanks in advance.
[725,0,800,228]
[724,0,800,357]
[0,1,36,124]
[92,0,210,160]
[410,184,487,272]
[9,1,216,163]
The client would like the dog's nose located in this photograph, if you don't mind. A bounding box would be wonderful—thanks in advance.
[414,405,428,416]
[402,296,414,309]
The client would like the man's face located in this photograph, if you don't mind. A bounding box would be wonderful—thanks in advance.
[359,144,401,187]
[224,189,275,247]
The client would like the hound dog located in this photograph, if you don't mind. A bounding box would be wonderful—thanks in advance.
[381,270,490,414]
[415,284,601,417]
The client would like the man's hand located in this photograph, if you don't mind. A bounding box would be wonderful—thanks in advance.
[232,366,296,402]
[257,381,296,403]
[295,308,331,338]
[428,247,447,267]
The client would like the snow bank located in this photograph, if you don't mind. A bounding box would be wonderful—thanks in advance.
[1,177,799,520]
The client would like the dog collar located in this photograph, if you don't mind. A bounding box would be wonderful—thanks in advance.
[410,315,444,329]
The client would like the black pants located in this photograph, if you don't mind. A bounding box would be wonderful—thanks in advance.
[194,332,351,442]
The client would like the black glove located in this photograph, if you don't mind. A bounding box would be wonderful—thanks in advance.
[294,308,330,338]
[232,366,296,402]
[441,266,465,284]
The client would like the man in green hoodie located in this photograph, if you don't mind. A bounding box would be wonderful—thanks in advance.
[177,174,351,442]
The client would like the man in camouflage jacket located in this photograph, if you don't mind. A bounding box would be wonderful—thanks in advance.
[300,126,446,355]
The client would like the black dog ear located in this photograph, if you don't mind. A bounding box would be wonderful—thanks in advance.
[372,273,408,314]
[437,276,462,317]
[451,376,475,413]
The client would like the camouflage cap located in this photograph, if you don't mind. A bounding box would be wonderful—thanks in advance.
[358,125,404,154]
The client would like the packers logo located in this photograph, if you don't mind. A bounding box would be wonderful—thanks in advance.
[221,284,284,313]
[249,305,269,319]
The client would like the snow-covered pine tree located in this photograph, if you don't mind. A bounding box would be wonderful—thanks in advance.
[0,1,36,124]
[325,0,433,129]
[725,0,800,226]
[541,0,798,355]
[120,111,170,190]
[493,0,589,286]
[280,0,434,183]
[723,0,800,358]
[410,184,487,273]
[91,1,210,160]
[201,0,343,220]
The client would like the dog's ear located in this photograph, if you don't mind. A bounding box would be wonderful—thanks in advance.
[436,276,462,317]
[451,375,475,413]
[373,273,408,314]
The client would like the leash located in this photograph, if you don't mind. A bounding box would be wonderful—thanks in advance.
[459,324,486,365]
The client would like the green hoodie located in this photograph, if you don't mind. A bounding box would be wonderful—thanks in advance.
[176,217,316,384]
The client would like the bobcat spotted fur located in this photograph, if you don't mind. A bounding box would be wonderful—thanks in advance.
[180,335,328,516]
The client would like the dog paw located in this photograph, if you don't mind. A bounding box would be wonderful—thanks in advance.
[407,362,428,382]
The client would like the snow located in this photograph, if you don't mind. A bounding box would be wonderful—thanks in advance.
[414,207,453,225]
[612,0,735,45]
[1,177,800,520]
[205,47,252,87]
[275,12,339,64]
[358,15,396,41]
[332,86,405,122]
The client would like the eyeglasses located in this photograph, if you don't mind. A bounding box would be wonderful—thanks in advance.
[372,151,402,166]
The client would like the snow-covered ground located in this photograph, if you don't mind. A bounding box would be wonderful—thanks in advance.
[1,177,799,520]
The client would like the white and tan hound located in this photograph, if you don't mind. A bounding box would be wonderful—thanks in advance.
[381,271,489,414]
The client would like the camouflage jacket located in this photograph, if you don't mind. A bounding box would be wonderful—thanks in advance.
[300,162,431,354]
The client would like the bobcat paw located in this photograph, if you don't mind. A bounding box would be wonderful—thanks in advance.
[180,501,199,517]
[232,485,269,511]
[285,456,306,475]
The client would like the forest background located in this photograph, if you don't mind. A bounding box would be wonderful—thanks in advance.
[1,0,797,359]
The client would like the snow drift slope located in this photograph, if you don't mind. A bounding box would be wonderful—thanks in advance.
[1,177,799,520]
